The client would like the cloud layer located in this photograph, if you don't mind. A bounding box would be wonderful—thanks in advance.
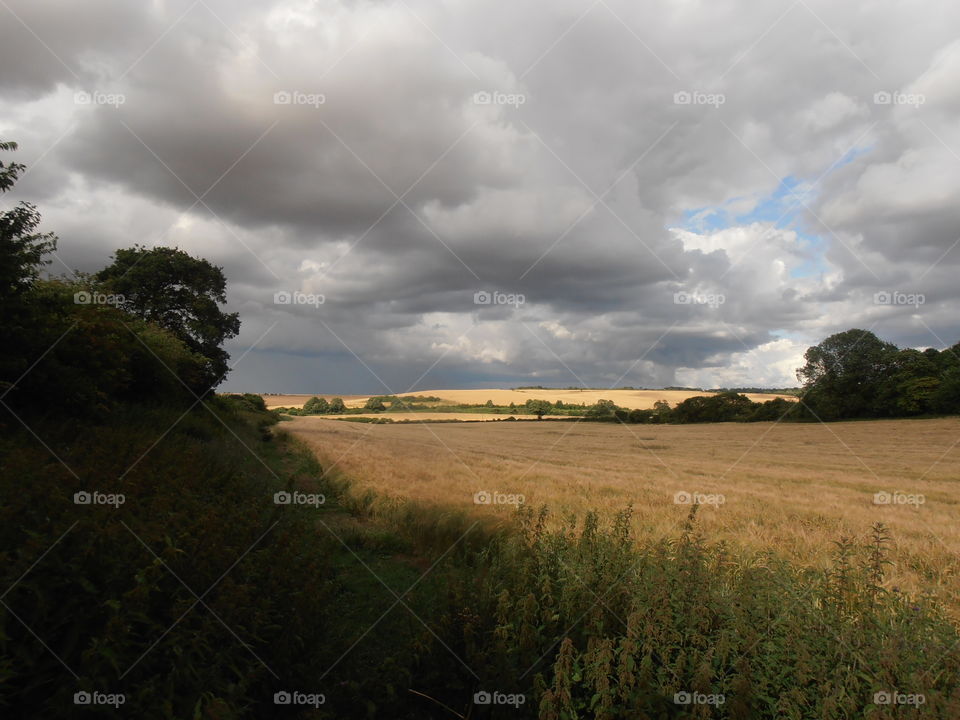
[2,0,958,393]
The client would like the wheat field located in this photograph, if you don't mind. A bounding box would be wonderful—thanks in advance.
[261,388,794,410]
[288,415,960,618]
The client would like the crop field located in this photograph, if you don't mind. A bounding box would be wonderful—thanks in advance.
[289,415,960,618]
[262,387,794,411]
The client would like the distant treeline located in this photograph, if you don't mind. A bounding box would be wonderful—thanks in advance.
[581,329,960,424]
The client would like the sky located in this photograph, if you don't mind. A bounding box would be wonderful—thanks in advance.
[1,0,958,394]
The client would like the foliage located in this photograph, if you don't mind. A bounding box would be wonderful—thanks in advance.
[94,245,240,393]
[524,398,553,419]
[303,396,330,414]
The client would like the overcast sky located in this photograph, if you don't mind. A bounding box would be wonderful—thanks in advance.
[2,0,958,394]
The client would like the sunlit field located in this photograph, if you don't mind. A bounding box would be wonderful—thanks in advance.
[289,415,960,618]
[261,387,794,410]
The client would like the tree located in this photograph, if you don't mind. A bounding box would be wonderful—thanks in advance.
[364,397,386,412]
[328,397,346,413]
[484,399,494,408]
[525,398,552,420]
[797,329,898,419]
[0,141,58,386]
[95,245,240,392]
[652,399,673,423]
[303,396,330,414]
[586,399,618,418]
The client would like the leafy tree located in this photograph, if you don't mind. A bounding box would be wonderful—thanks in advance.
[95,245,240,392]
[303,396,330,414]
[328,397,346,413]
[652,399,673,423]
[0,141,58,387]
[484,399,494,408]
[586,399,618,418]
[0,141,57,306]
[525,398,552,420]
[364,397,386,412]
[797,329,898,419]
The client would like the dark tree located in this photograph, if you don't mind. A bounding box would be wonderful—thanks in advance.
[0,141,59,387]
[797,329,898,419]
[95,245,240,391]
[364,397,386,412]
[303,396,330,414]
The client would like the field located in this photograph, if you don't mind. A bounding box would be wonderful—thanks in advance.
[288,414,960,618]
[261,387,794,410]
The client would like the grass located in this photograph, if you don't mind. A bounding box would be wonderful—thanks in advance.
[6,401,959,717]
[287,415,960,621]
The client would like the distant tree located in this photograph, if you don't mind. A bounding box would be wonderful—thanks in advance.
[364,397,386,411]
[95,245,240,392]
[525,398,552,420]
[797,329,898,419]
[586,399,618,418]
[303,396,330,414]
[484,399,494,408]
[328,397,346,413]
[555,400,564,409]
[652,399,673,423]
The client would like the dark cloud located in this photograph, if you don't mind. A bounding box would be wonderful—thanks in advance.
[2,0,959,392]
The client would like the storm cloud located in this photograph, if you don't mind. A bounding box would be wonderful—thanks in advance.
[2,0,958,393]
